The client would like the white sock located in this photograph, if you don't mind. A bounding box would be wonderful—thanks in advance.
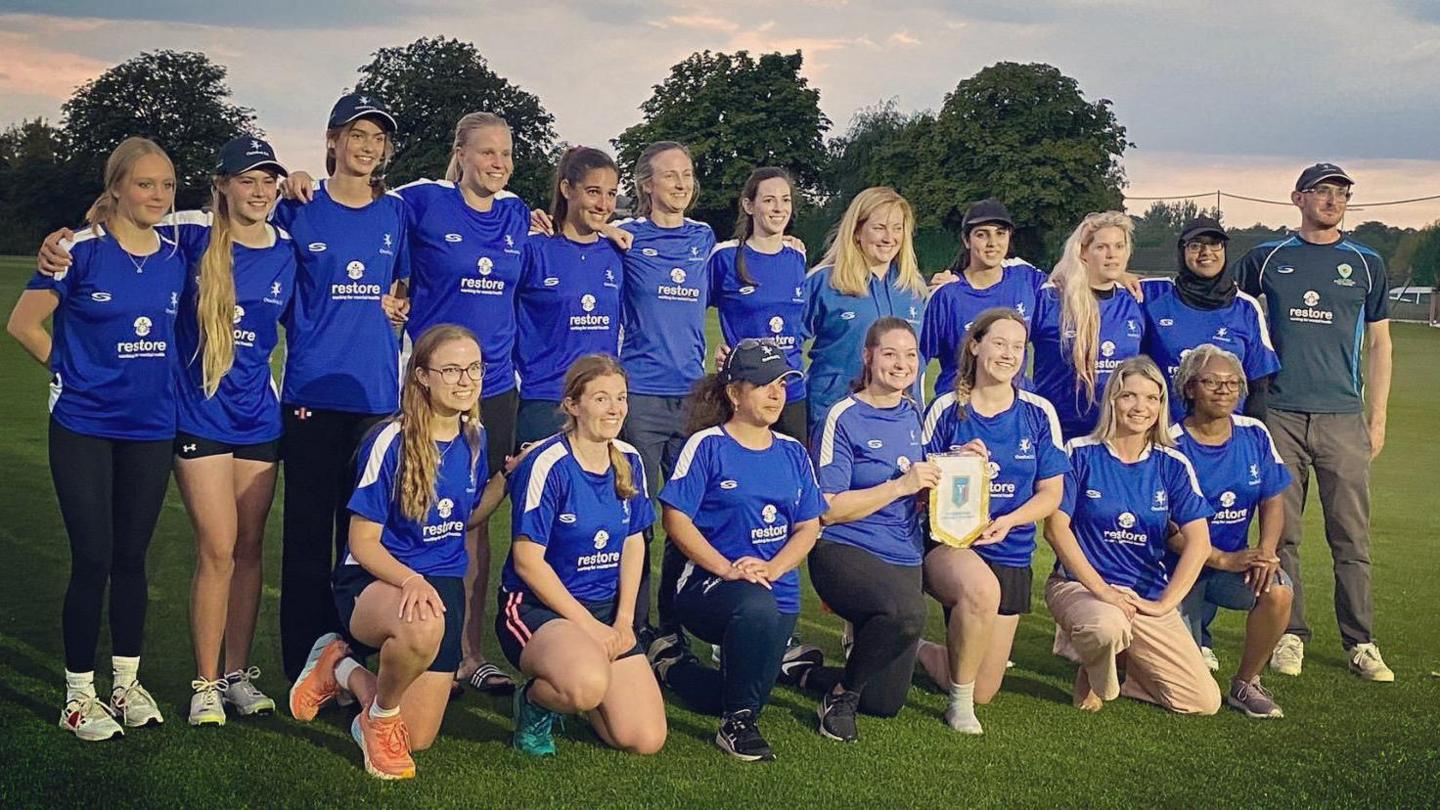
[65,670,96,702]
[945,681,982,734]
[370,700,400,720]
[334,656,362,693]
[112,656,140,691]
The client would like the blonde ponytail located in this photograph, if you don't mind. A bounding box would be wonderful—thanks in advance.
[1049,211,1133,405]
[445,112,510,183]
[196,192,238,397]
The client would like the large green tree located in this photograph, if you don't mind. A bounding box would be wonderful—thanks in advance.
[1131,199,1223,248]
[613,50,830,229]
[877,62,1131,263]
[0,118,87,253]
[355,37,558,206]
[61,50,258,208]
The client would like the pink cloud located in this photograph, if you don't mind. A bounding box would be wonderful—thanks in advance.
[0,33,110,102]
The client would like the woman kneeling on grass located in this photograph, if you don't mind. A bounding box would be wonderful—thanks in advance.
[651,339,825,762]
[1043,356,1222,715]
[497,355,667,757]
[917,308,1068,733]
[289,324,503,780]
[1169,344,1293,718]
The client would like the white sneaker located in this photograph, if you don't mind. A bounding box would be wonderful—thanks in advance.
[110,681,164,727]
[1201,646,1220,672]
[189,679,227,727]
[222,666,277,716]
[1269,633,1304,676]
[1348,643,1395,682]
[59,695,124,741]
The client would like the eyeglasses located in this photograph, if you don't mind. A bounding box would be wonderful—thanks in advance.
[1302,186,1352,202]
[1184,240,1226,254]
[425,362,484,384]
[1195,377,1242,393]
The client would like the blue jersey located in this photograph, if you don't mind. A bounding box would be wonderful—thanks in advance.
[272,181,409,414]
[708,240,809,401]
[28,225,185,441]
[500,433,655,603]
[514,234,624,401]
[922,389,1069,567]
[1235,234,1389,414]
[920,259,1046,394]
[802,264,926,429]
[395,180,530,397]
[1030,284,1144,439]
[1058,438,1213,600]
[344,421,487,578]
[169,212,296,444]
[1169,417,1291,554]
[659,427,824,614]
[1139,278,1280,423]
[810,395,926,566]
[616,217,715,396]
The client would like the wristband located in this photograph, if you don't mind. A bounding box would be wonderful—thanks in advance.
[399,573,421,589]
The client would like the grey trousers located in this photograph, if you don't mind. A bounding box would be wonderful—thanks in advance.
[1263,409,1374,648]
[620,393,690,633]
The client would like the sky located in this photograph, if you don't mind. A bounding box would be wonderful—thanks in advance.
[3,0,1440,228]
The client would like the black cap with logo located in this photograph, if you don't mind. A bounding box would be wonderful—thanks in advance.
[215,136,287,177]
[1295,163,1353,192]
[961,199,1015,237]
[327,92,398,133]
[720,339,803,386]
[1178,216,1227,244]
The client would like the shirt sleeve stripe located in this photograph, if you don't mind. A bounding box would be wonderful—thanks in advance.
[357,422,402,489]
[523,441,570,513]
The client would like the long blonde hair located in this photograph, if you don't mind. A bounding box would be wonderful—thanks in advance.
[1049,211,1134,405]
[396,325,485,522]
[560,355,638,501]
[196,184,237,396]
[1090,355,1174,448]
[818,187,926,299]
[445,112,510,183]
[84,137,176,229]
[949,307,1029,420]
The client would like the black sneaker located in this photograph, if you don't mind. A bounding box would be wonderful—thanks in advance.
[715,709,774,762]
[776,643,823,686]
[818,688,860,742]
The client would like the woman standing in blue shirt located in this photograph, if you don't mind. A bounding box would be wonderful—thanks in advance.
[653,341,824,762]
[1140,217,1280,423]
[1043,356,1220,715]
[9,137,184,740]
[919,309,1068,734]
[513,148,624,447]
[708,167,809,440]
[799,318,935,742]
[803,187,927,433]
[1170,345,1293,718]
[498,355,666,757]
[1031,212,1145,440]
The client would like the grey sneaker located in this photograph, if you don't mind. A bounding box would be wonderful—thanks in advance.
[110,681,164,727]
[1348,643,1395,683]
[1269,633,1304,676]
[223,667,277,716]
[1227,677,1284,719]
[189,678,227,727]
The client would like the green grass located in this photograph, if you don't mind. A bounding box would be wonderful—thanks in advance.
[0,255,1437,808]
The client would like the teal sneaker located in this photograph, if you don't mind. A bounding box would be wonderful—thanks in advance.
[511,683,557,757]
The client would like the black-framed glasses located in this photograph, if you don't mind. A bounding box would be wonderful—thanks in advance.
[425,362,484,384]
[1195,377,1242,393]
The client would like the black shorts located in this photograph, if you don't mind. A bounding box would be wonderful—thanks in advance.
[515,398,565,451]
[924,542,1033,616]
[482,389,520,479]
[175,431,281,462]
[494,589,643,669]
[332,564,466,673]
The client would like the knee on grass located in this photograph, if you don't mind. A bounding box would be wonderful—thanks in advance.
[609,724,667,756]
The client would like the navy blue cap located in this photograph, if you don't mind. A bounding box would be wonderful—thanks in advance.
[1179,216,1227,244]
[328,92,397,133]
[961,199,1014,236]
[216,136,286,177]
[721,339,802,386]
[1295,163,1353,192]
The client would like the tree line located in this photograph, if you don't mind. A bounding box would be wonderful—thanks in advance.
[1,36,1434,284]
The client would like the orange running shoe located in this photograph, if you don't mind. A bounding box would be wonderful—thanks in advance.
[288,633,348,721]
[351,706,416,780]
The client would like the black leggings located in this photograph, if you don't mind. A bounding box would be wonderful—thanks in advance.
[49,420,172,673]
[279,405,387,680]
[806,540,926,717]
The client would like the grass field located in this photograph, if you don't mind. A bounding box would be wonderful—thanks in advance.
[0,255,1436,808]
